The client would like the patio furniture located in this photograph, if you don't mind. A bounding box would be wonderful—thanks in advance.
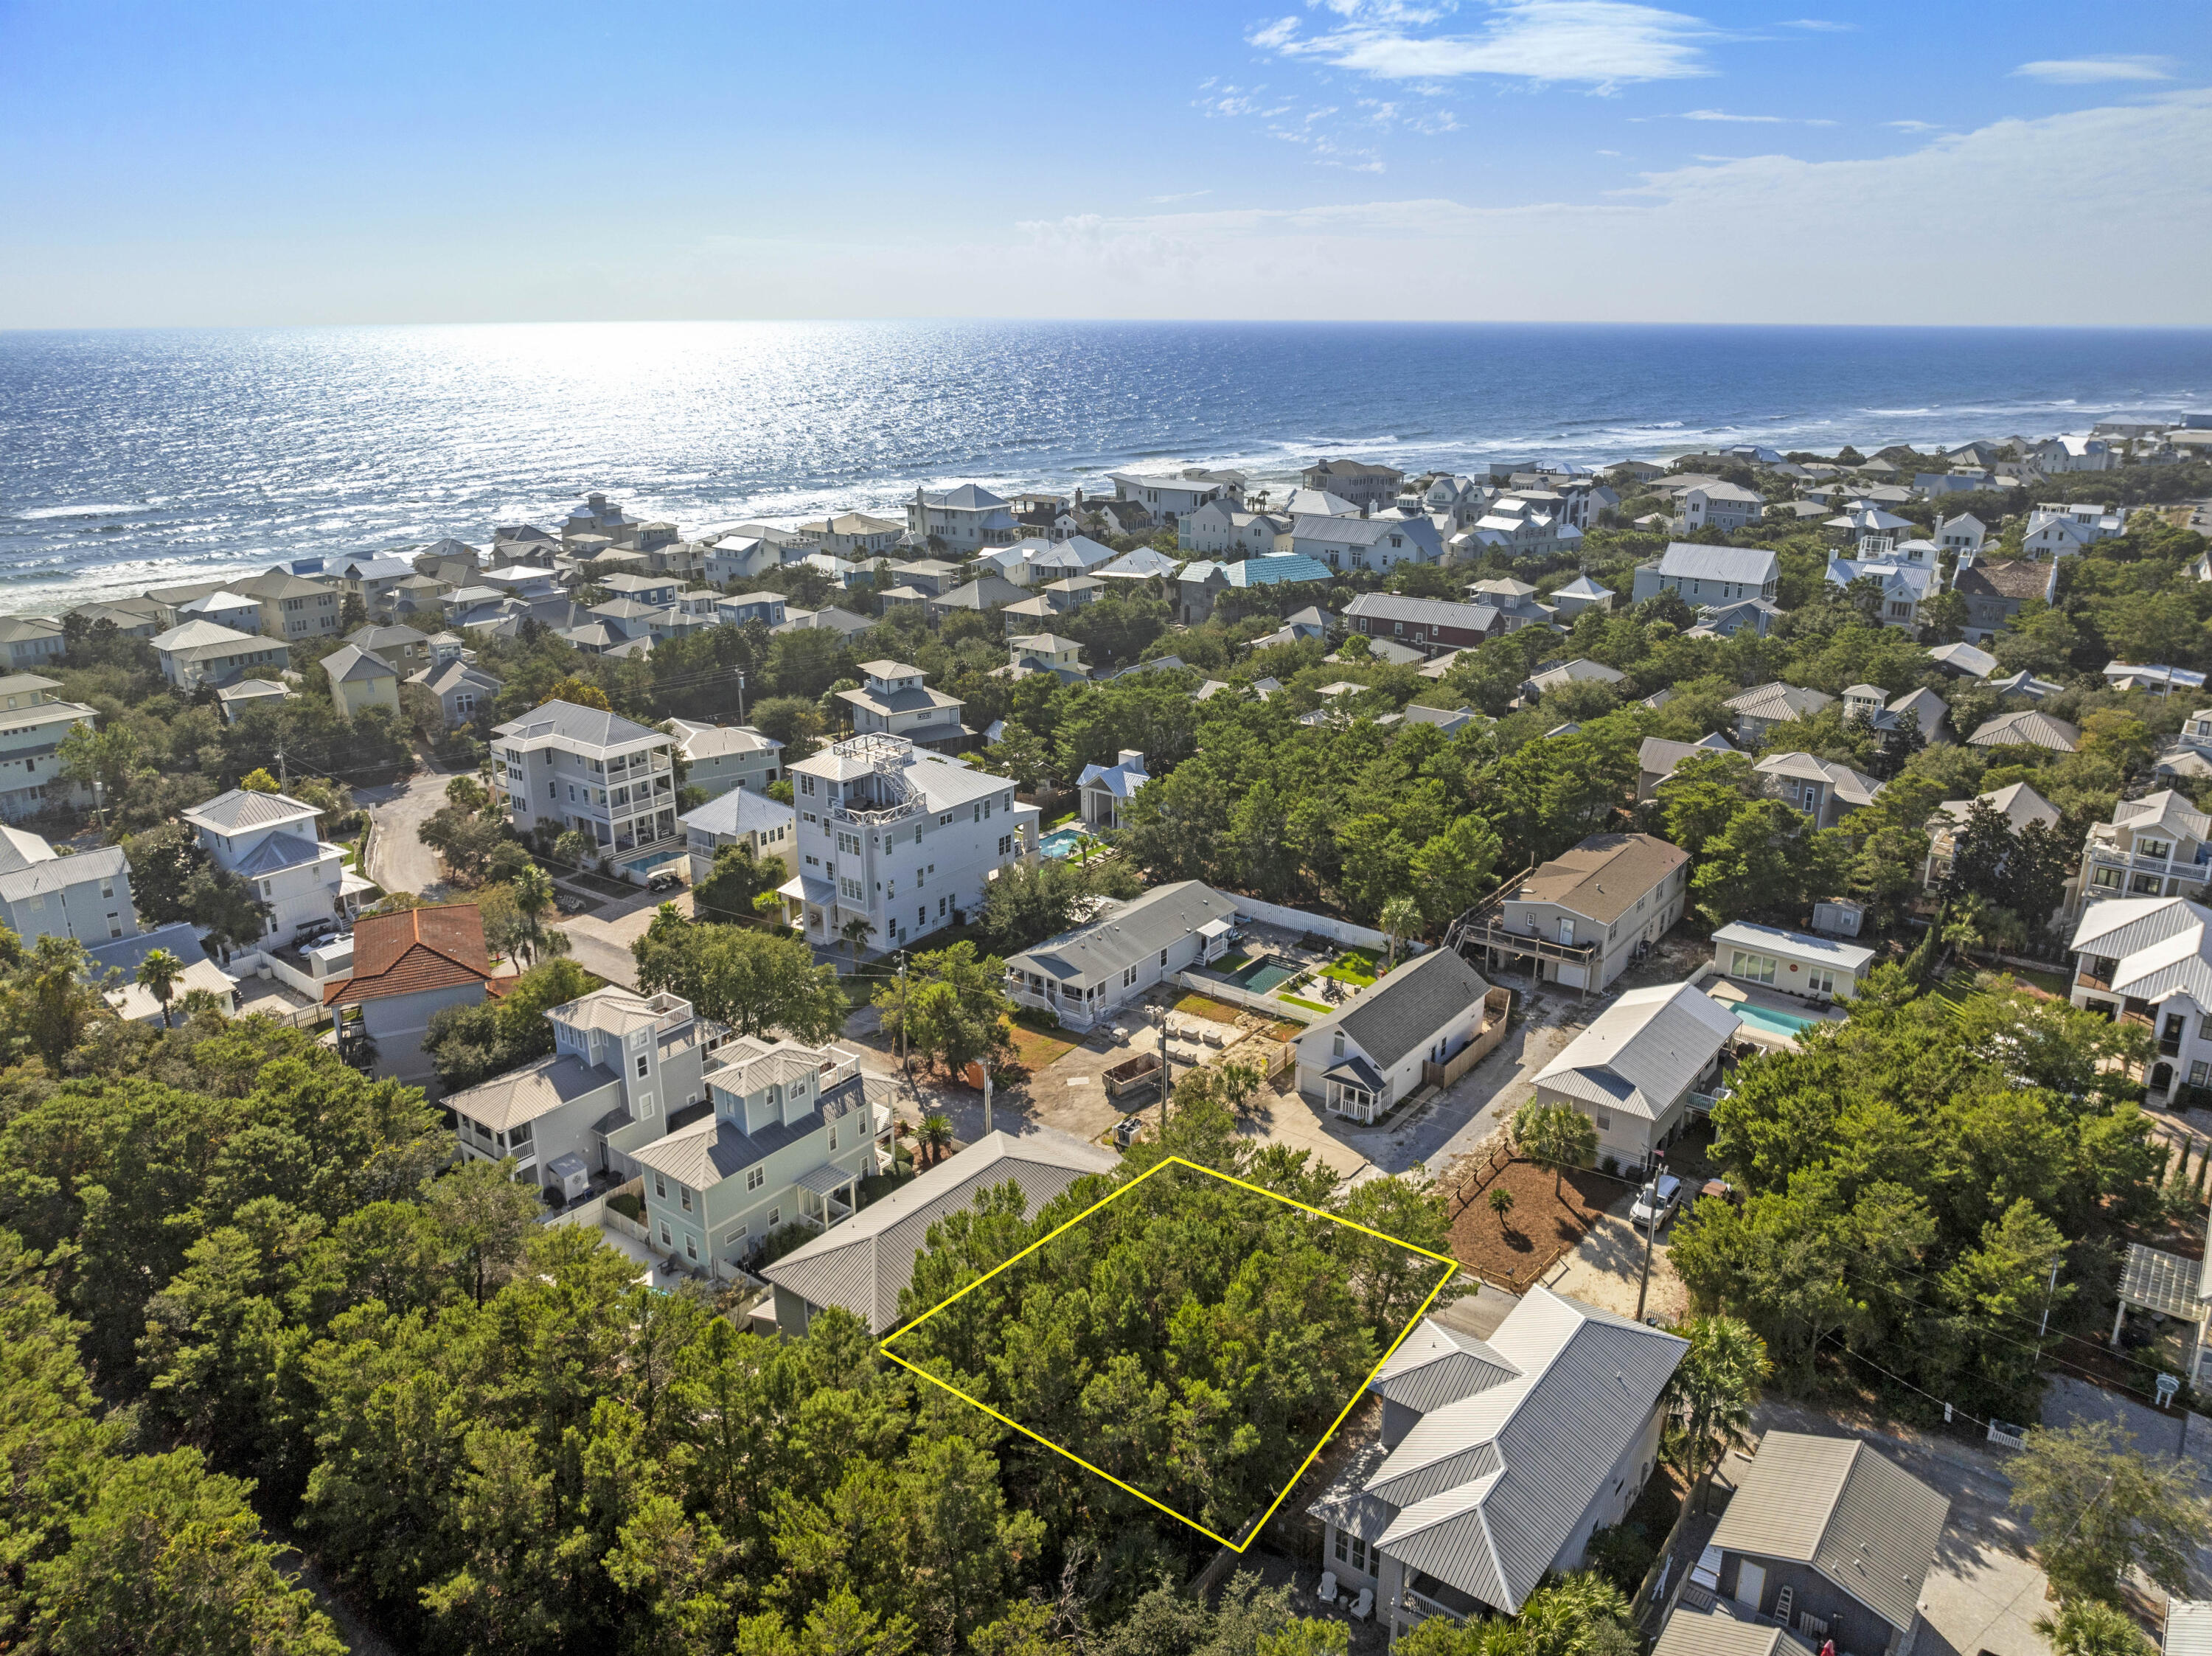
[1317,1572,1338,1606]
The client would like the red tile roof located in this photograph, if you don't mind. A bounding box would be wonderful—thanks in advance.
[325,904,493,1005]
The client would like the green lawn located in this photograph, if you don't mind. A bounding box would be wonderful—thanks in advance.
[1281,995,1334,1013]
[1319,947,1381,987]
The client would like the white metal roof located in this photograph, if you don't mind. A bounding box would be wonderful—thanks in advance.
[1533,982,1741,1121]
[1712,921,1876,971]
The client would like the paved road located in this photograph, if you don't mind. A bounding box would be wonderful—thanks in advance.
[359,764,456,900]
[556,883,688,989]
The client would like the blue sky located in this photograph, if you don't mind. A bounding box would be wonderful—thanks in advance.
[1,0,2205,325]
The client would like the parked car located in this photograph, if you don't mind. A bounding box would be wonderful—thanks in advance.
[1630,1173,1683,1228]
[647,869,682,894]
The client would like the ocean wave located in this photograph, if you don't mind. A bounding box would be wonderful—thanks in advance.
[10,503,147,520]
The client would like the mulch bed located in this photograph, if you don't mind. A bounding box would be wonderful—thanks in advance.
[1447,1158,1628,1290]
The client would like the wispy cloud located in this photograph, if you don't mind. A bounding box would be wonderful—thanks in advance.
[1246,0,1715,88]
[984,92,2212,322]
[1885,119,1941,133]
[1147,189,1214,203]
[2012,55,2173,84]
[1779,17,1853,29]
[1677,108,1782,122]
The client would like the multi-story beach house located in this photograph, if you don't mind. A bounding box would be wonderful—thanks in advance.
[835,661,969,754]
[2070,895,2212,1102]
[151,621,291,693]
[444,986,728,1194]
[2074,790,2212,914]
[1631,544,1781,608]
[905,484,1020,550]
[0,825,136,944]
[784,732,1037,954]
[1301,458,1405,509]
[633,1034,890,1276]
[491,699,679,862]
[1107,466,1246,523]
[0,681,101,821]
[181,786,365,949]
[666,719,783,800]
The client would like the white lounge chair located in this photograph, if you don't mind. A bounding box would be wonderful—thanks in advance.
[1350,1587,1374,1621]
[1317,1571,1338,1605]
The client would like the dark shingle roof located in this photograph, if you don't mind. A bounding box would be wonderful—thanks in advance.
[1314,947,1490,1071]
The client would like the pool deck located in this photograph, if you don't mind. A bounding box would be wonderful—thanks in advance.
[1703,978,1848,1048]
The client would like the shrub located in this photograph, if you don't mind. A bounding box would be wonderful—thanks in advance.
[1583,1521,1655,1594]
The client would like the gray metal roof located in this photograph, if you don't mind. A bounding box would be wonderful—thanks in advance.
[632,1074,877,1189]
[183,787,319,833]
[1368,1289,1688,1613]
[1534,984,1741,1123]
[1342,592,1498,630]
[1006,880,1238,987]
[761,1127,1116,1332]
[1653,1608,1812,1656]
[0,843,130,906]
[2166,1601,2212,1656]
[1709,1432,1950,1634]
[1658,543,1780,584]
[1304,948,1491,1073]
[493,698,669,754]
[680,787,796,841]
[444,1052,618,1134]
[1371,1318,1522,1413]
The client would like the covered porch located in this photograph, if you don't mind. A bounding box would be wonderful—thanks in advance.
[1322,1054,1392,1124]
[793,1161,859,1229]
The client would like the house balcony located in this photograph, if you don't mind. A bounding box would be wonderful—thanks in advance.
[1448,907,1603,970]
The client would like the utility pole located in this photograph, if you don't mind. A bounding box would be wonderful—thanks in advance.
[983,1066,993,1136]
[1158,1009,1171,1137]
[2034,1259,2061,1367]
[1635,1151,1665,1322]
[737,670,747,726]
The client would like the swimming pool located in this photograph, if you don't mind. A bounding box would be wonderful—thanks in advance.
[619,849,685,877]
[1224,956,1298,995]
[1040,826,1090,859]
[1730,1002,1821,1038]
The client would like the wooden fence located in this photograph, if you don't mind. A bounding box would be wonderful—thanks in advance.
[1420,987,1513,1091]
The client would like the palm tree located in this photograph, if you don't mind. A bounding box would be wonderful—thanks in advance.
[839,914,876,972]
[917,1112,954,1169]
[1487,1186,1516,1234]
[1379,894,1422,972]
[134,947,186,1029]
[1512,1099,1598,1201]
[509,863,557,965]
[178,987,228,1022]
[2035,1600,2157,1656]
[1664,1315,1770,1514]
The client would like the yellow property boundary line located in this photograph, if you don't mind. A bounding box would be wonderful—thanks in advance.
[878,1153,1460,1551]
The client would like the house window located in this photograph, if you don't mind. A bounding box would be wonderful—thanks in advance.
[636,1054,650,1079]
[680,1185,692,1212]
[654,1174,666,1198]
[768,1206,781,1227]
[747,1166,765,1191]
[830,1125,840,1150]
[685,1235,697,1261]
[659,1222,672,1247]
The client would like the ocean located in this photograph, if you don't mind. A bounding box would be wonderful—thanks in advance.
[2,320,2209,616]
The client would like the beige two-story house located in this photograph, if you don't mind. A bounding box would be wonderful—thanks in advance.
[1464,833,1691,993]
